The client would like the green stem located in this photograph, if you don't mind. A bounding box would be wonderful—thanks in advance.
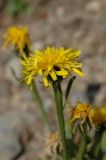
[76,135,86,160]
[53,80,69,160]
[32,80,51,132]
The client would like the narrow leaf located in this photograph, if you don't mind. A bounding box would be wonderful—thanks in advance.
[64,76,76,108]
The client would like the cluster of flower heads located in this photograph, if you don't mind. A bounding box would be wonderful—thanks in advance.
[3,26,83,87]
[3,26,31,54]
[3,26,106,131]
[20,47,83,87]
[70,102,106,133]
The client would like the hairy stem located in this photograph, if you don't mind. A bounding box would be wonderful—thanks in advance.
[53,80,69,160]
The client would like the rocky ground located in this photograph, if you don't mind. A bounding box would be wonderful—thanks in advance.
[0,0,106,159]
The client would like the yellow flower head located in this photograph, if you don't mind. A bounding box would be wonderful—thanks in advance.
[20,54,37,85]
[44,132,63,154]
[21,47,83,87]
[70,102,94,133]
[93,105,106,125]
[3,26,31,54]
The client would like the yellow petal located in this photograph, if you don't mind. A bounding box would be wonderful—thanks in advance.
[38,69,42,75]
[50,71,57,81]
[71,49,81,57]
[56,69,68,77]
[64,48,72,54]
[72,68,84,76]
[43,77,49,87]
[27,75,33,85]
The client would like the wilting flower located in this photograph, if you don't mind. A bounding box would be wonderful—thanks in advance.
[3,26,31,54]
[92,105,106,125]
[20,47,83,87]
[70,102,94,133]
[44,132,63,154]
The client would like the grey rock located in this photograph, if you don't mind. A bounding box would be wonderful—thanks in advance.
[0,110,35,160]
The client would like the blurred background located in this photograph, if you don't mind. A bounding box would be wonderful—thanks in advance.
[0,0,106,159]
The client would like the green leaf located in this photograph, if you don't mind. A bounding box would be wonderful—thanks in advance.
[64,76,76,108]
[5,0,33,16]
[101,131,106,153]
[65,76,76,100]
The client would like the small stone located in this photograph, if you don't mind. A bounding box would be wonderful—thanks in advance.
[86,1,101,13]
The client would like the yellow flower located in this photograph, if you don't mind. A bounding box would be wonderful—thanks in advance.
[3,26,31,54]
[20,54,37,85]
[44,132,63,154]
[70,102,94,133]
[92,105,106,125]
[21,47,83,87]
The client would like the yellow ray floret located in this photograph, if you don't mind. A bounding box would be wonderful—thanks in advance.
[70,102,95,133]
[21,47,84,87]
[70,103,106,133]
[3,26,31,54]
